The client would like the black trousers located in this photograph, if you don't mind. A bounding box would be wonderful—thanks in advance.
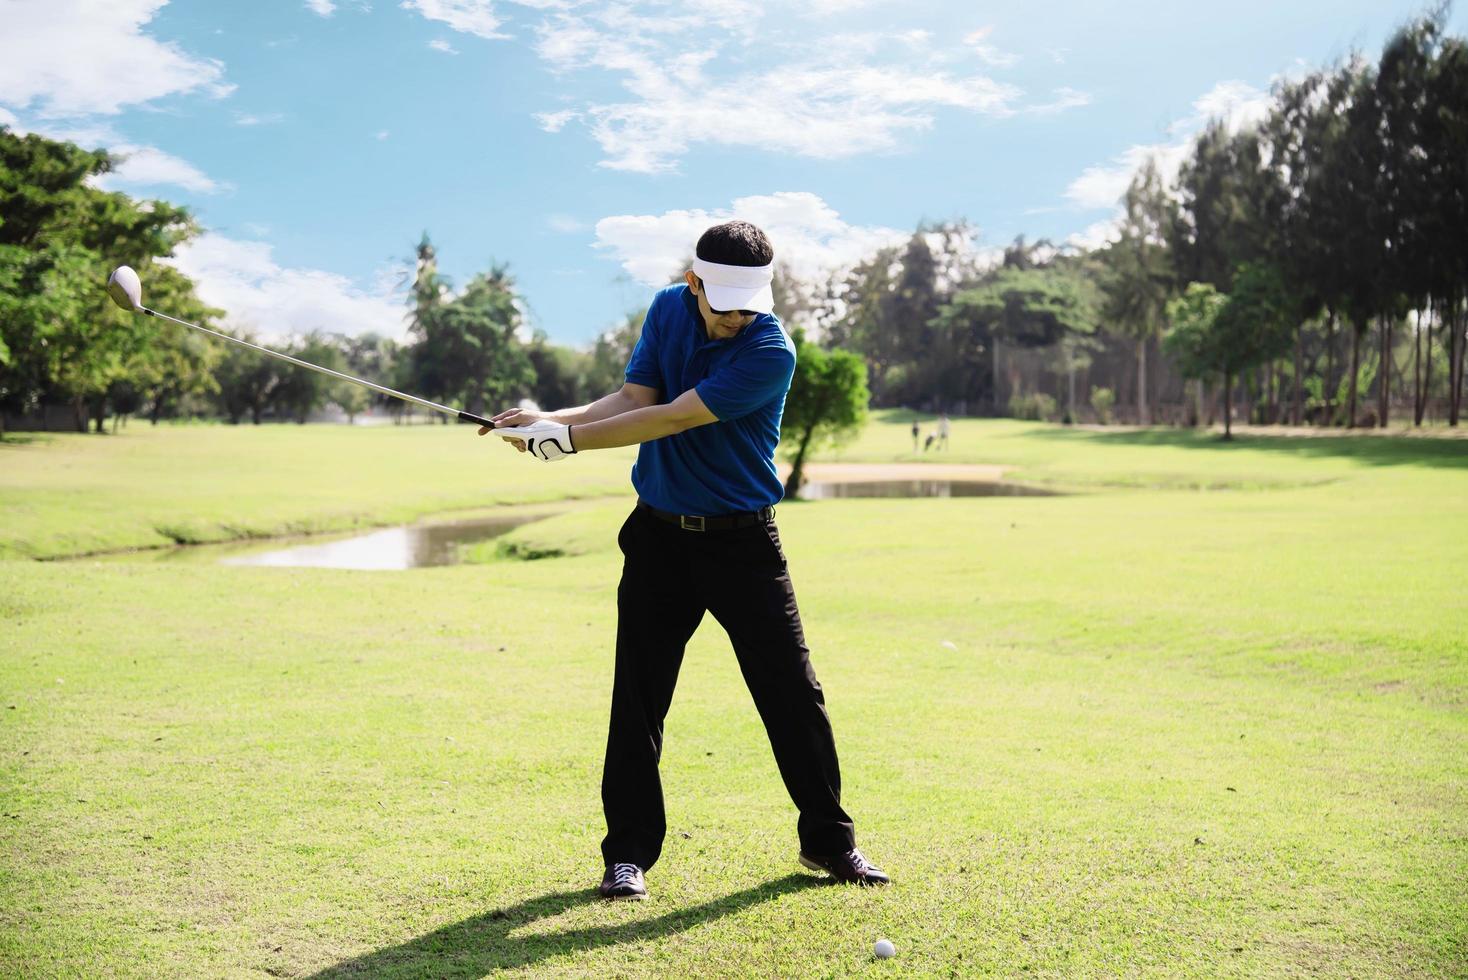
[600,505,856,870]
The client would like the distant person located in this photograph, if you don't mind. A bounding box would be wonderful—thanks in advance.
[924,432,936,452]
[910,418,920,453]
[936,413,950,451]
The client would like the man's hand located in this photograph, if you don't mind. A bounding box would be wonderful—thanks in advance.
[481,418,576,461]
[489,406,545,428]
[480,405,546,453]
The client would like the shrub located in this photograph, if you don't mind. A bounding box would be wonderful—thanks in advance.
[1091,386,1115,424]
[1009,392,1058,421]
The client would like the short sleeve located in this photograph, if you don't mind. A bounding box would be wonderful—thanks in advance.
[623,303,662,389]
[695,335,796,422]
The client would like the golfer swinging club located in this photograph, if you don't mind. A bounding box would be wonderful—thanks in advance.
[484,221,888,900]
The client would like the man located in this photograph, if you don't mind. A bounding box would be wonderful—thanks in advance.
[483,220,888,901]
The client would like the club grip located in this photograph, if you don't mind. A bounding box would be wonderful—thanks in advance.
[458,411,497,428]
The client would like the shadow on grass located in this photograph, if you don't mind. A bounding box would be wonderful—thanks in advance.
[1022,425,1468,470]
[308,873,823,978]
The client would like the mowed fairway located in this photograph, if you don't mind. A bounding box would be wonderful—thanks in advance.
[2,417,1466,977]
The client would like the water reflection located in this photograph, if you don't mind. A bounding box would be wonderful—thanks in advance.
[220,514,539,570]
[92,479,1057,570]
[799,480,1057,499]
[92,512,551,570]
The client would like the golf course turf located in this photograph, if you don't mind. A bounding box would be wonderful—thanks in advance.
[1,414,1465,977]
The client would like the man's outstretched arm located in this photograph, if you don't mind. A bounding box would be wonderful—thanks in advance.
[570,388,717,451]
[481,387,717,456]
[489,383,658,429]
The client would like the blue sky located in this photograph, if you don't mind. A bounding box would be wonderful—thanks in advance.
[2,0,1461,345]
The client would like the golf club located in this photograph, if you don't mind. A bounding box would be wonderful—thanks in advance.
[106,265,499,429]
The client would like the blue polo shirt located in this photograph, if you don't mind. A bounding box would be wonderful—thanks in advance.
[624,283,796,516]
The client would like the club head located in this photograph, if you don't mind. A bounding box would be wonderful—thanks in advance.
[106,265,143,312]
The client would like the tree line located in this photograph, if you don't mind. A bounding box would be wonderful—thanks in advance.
[3,9,1464,437]
[0,127,638,434]
[804,9,1467,434]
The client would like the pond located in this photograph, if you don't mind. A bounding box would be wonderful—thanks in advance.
[211,481,1050,568]
[100,511,550,571]
[221,515,537,570]
[95,478,1058,570]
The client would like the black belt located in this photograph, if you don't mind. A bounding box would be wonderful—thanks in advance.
[637,500,775,532]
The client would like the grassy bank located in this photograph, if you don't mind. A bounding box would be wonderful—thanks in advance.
[5,414,1465,559]
[828,410,1468,491]
[1,419,1465,976]
[0,424,637,560]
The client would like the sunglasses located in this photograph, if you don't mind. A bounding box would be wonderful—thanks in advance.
[695,277,757,317]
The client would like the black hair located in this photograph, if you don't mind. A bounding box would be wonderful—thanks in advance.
[696,220,773,267]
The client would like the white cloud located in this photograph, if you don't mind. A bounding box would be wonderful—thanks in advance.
[529,6,1064,173]
[963,29,1019,68]
[11,119,223,195]
[306,0,336,15]
[429,38,460,54]
[375,129,390,140]
[409,3,1088,173]
[1172,79,1273,133]
[167,234,407,341]
[594,191,906,288]
[1064,142,1192,210]
[0,106,16,127]
[0,0,232,117]
[1063,80,1270,211]
[804,0,878,14]
[535,108,577,132]
[234,112,284,126]
[400,0,508,40]
[1066,219,1121,252]
[95,143,222,194]
[1028,87,1091,115]
[586,68,1021,174]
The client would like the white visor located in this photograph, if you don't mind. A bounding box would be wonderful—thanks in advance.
[692,257,775,315]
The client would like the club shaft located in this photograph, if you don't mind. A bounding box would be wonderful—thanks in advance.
[141,307,495,428]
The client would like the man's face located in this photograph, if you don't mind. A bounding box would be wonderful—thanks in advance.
[685,271,756,340]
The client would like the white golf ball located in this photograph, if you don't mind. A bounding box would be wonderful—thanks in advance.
[874,938,896,959]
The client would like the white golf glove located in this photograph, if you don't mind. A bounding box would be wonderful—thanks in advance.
[498,419,576,462]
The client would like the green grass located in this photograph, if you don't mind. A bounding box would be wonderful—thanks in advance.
[464,505,622,563]
[831,410,1468,491]
[0,423,638,560]
[1,418,1466,977]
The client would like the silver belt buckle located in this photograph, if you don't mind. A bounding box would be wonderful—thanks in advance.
[679,514,706,531]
